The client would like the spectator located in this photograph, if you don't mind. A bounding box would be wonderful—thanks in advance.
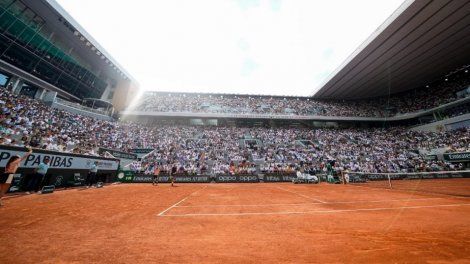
[0,148,32,205]
[86,161,98,188]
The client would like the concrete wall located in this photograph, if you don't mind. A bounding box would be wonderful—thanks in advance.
[52,102,114,121]
[411,114,470,132]
[112,79,140,112]
[42,90,58,104]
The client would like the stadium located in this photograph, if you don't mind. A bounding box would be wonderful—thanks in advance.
[0,0,469,263]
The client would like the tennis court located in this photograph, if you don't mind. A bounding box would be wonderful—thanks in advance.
[1,181,469,263]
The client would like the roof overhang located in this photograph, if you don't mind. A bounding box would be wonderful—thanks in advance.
[313,0,470,99]
[23,0,138,85]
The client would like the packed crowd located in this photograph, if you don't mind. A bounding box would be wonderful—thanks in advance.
[443,101,470,119]
[1,88,469,176]
[133,74,469,117]
[133,93,387,117]
[0,88,154,154]
[137,125,469,175]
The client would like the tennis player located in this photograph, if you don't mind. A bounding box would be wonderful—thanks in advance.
[0,147,33,206]
[152,164,160,186]
[170,163,177,187]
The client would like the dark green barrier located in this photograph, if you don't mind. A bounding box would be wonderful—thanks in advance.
[117,171,136,183]
[263,175,296,182]
[8,171,114,192]
[122,174,260,183]
[215,175,259,183]
[98,147,137,160]
[354,171,470,182]
[127,173,211,183]
[443,152,470,163]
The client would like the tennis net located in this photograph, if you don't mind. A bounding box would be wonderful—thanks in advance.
[347,170,470,197]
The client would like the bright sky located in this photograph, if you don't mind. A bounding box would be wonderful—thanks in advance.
[56,0,404,96]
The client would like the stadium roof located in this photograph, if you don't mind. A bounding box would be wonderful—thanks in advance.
[25,0,137,84]
[313,0,470,99]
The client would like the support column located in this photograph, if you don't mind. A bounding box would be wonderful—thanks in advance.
[42,90,57,105]
[9,76,24,95]
[100,84,112,101]
[35,87,46,100]
[5,76,16,91]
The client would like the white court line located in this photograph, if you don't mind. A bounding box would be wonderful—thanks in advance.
[204,184,282,188]
[275,186,326,203]
[349,183,470,198]
[158,203,470,217]
[175,197,444,208]
[157,185,207,216]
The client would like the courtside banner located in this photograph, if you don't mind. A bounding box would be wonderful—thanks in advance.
[0,145,119,171]
[116,171,136,182]
[263,174,296,182]
[130,174,211,183]
[130,148,155,158]
[443,152,470,163]
[120,174,260,183]
[130,149,154,154]
[98,147,138,160]
[215,175,259,183]
[359,171,470,180]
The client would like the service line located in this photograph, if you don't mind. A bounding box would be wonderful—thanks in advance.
[175,197,443,208]
[157,185,208,216]
[275,185,326,203]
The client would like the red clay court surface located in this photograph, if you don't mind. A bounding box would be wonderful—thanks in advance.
[1,181,470,263]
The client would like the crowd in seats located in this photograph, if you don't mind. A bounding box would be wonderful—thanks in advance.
[379,74,470,115]
[137,125,469,175]
[411,101,470,127]
[1,88,469,176]
[443,102,470,119]
[133,73,469,117]
[0,88,153,154]
[134,93,387,117]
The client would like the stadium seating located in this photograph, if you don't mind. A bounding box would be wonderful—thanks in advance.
[1,87,469,176]
[132,74,470,117]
